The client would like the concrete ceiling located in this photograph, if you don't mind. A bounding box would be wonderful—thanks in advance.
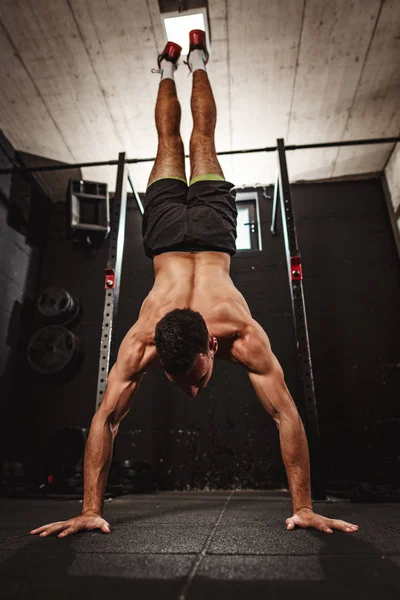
[0,0,399,199]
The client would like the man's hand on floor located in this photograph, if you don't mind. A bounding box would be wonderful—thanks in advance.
[285,508,359,534]
[30,512,111,538]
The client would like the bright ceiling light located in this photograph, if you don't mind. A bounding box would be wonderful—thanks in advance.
[161,7,210,56]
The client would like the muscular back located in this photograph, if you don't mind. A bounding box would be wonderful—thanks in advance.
[119,251,254,373]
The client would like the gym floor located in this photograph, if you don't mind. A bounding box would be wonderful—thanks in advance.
[1,490,399,599]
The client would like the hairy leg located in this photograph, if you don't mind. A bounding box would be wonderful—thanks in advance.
[189,70,224,182]
[147,79,186,188]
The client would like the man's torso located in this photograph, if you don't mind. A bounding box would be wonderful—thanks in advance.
[129,251,254,372]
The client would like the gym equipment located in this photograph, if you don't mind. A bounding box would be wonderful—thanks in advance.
[67,178,110,246]
[43,426,87,493]
[271,139,324,500]
[36,287,81,327]
[113,460,159,493]
[0,137,399,174]
[41,428,158,495]
[0,460,40,498]
[95,153,128,410]
[27,325,83,379]
[352,481,400,503]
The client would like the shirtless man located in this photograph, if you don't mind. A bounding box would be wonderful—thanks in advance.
[31,31,358,538]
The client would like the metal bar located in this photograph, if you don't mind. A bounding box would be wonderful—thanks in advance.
[95,152,128,413]
[285,137,400,151]
[217,136,400,156]
[128,172,144,215]
[276,138,326,501]
[0,158,121,174]
[270,170,279,235]
[71,192,108,200]
[1,137,399,175]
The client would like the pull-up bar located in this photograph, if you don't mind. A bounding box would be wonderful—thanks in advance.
[0,136,399,175]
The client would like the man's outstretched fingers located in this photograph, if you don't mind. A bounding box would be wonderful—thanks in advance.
[314,515,356,534]
[31,522,63,534]
[333,520,359,532]
[41,523,70,537]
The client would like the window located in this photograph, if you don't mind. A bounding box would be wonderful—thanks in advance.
[159,4,210,56]
[235,191,262,251]
[236,203,251,250]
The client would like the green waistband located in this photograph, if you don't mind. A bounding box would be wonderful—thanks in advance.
[146,173,225,191]
[147,175,187,189]
[189,174,225,185]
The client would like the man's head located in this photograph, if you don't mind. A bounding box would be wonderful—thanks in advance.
[154,308,218,397]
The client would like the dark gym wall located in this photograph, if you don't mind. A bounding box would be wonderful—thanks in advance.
[5,203,110,461]
[0,137,31,378]
[0,131,50,462]
[292,179,400,487]
[0,132,82,464]
[10,175,400,491]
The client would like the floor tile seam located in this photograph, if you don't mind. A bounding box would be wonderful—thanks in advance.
[176,490,236,600]
[360,516,400,534]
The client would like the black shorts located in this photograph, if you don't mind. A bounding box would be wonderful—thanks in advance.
[142,178,238,259]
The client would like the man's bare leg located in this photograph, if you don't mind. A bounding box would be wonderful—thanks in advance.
[147,79,186,188]
[189,70,225,182]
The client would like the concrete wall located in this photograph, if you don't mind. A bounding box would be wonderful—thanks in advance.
[1,0,400,191]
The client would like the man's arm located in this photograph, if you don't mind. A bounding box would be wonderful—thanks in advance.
[234,320,312,513]
[81,362,142,516]
[82,328,156,516]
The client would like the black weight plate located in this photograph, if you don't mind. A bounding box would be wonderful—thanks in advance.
[27,325,80,375]
[37,287,81,327]
[37,288,73,317]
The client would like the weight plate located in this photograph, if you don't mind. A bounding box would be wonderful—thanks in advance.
[37,287,81,326]
[27,325,81,375]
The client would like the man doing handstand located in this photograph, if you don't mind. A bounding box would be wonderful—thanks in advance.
[31,30,358,538]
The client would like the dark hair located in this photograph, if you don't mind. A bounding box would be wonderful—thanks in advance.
[154,308,209,375]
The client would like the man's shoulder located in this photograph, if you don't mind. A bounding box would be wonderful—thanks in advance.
[117,322,157,377]
[230,319,272,372]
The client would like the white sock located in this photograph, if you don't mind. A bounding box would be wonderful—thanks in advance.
[188,49,207,72]
[160,59,175,81]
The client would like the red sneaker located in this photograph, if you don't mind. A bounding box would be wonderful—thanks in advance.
[186,29,209,71]
[154,41,182,72]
